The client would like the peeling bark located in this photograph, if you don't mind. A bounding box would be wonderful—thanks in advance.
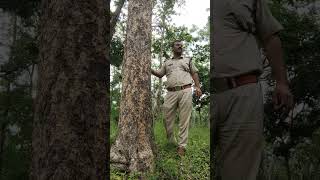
[110,0,155,173]
[31,0,110,179]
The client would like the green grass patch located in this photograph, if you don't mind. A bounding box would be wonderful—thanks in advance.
[110,119,210,179]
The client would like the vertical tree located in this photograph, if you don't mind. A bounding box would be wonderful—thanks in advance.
[30,0,110,179]
[110,0,154,173]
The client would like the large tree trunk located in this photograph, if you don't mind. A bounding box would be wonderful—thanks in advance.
[110,0,154,173]
[30,0,110,179]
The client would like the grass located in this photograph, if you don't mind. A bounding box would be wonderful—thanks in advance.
[110,119,210,179]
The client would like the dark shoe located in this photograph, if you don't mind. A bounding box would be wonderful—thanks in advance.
[177,146,186,157]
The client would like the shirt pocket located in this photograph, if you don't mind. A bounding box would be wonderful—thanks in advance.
[166,63,174,75]
[180,60,191,73]
[229,0,256,33]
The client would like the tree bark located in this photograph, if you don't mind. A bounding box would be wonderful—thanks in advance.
[110,0,155,173]
[30,0,109,179]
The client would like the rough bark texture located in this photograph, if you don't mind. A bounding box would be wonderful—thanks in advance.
[110,0,154,173]
[31,0,110,179]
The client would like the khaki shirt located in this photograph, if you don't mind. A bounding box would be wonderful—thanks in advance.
[213,0,283,77]
[156,56,198,88]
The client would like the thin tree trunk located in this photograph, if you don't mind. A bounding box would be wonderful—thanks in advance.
[11,13,17,43]
[0,81,10,176]
[0,121,8,176]
[110,0,126,39]
[285,155,292,180]
[154,23,164,119]
[110,0,154,173]
[30,0,109,179]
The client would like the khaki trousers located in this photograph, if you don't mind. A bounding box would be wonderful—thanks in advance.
[163,88,192,148]
[213,83,264,180]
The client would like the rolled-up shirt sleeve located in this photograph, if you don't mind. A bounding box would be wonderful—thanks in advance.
[256,0,284,41]
[154,64,166,77]
[190,62,199,74]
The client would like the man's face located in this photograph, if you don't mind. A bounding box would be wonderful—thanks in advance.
[172,41,183,54]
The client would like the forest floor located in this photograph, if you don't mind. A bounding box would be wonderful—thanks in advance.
[110,118,210,180]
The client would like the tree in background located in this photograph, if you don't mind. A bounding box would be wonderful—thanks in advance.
[110,0,155,174]
[151,0,185,120]
[0,1,39,179]
[257,0,320,179]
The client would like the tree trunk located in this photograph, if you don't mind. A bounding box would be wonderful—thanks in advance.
[154,23,164,120]
[110,0,155,173]
[0,81,10,175]
[0,121,8,176]
[285,155,292,180]
[30,0,109,179]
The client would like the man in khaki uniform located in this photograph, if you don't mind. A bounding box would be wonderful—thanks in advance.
[151,40,202,156]
[213,0,293,179]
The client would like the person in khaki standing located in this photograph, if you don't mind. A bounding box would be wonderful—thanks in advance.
[151,40,202,156]
[212,0,294,179]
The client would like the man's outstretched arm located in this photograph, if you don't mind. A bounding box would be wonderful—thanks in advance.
[151,68,164,78]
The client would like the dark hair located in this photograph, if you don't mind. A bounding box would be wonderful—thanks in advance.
[171,40,183,48]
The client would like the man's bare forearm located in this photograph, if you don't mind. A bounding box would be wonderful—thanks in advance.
[192,73,201,88]
[264,35,289,85]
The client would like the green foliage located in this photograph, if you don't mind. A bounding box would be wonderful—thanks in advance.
[290,129,320,179]
[259,1,320,179]
[192,43,209,94]
[1,32,38,81]
[110,117,118,145]
[111,66,122,123]
[110,37,124,67]
[0,83,33,180]
[1,126,32,180]
[0,0,40,19]
[0,12,37,179]
[153,0,185,25]
[152,25,194,59]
